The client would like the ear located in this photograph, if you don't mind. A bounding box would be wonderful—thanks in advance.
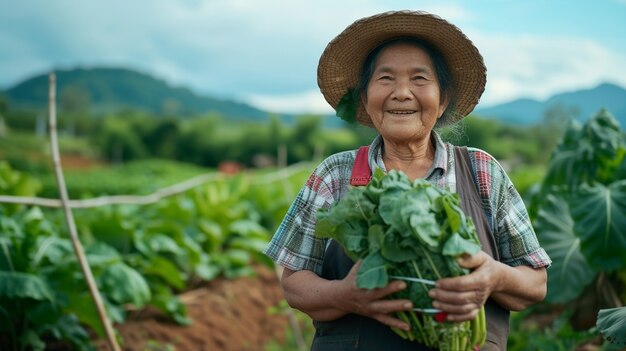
[361,90,371,116]
[360,90,367,105]
[438,92,450,118]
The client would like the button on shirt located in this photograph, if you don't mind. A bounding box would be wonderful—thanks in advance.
[264,132,551,275]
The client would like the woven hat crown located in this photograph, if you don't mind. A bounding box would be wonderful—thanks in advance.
[317,10,486,127]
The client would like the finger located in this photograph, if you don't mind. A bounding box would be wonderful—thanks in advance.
[368,280,407,300]
[431,299,479,316]
[457,251,488,269]
[440,308,479,323]
[369,298,413,314]
[434,275,475,291]
[429,287,485,305]
[347,260,363,276]
[374,313,411,331]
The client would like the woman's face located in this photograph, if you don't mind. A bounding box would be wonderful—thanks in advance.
[363,42,448,143]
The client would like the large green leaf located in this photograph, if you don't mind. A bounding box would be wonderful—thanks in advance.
[63,290,105,337]
[356,251,388,289]
[0,271,54,301]
[597,307,626,348]
[571,181,626,271]
[534,194,595,303]
[99,262,151,307]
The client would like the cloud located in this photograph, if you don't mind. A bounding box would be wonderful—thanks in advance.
[474,33,626,106]
[2,0,625,116]
[247,90,334,115]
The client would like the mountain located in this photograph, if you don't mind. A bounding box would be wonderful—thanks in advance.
[1,67,273,120]
[3,67,625,128]
[475,83,626,127]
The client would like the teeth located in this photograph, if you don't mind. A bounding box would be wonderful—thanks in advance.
[389,110,416,114]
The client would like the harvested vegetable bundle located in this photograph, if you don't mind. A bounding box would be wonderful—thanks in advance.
[316,169,486,351]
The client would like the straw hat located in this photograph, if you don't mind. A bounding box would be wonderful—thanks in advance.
[317,10,486,127]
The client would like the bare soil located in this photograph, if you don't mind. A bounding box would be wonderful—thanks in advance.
[95,266,290,351]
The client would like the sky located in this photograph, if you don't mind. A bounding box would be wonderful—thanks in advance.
[1,0,625,115]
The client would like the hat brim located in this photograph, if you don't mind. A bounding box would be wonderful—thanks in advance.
[317,10,486,127]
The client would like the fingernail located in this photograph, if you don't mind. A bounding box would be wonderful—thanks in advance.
[398,282,407,290]
[404,302,412,309]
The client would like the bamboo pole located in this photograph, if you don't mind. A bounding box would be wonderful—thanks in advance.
[47,73,121,351]
[0,162,311,208]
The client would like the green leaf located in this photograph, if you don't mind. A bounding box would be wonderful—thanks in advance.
[571,181,626,271]
[356,251,388,289]
[86,207,134,254]
[229,236,270,253]
[229,219,269,238]
[442,232,481,257]
[0,271,54,301]
[85,241,122,264]
[442,196,463,233]
[221,248,251,267]
[408,211,441,248]
[534,194,595,303]
[597,307,626,347]
[99,262,151,307]
[19,329,46,351]
[194,262,220,281]
[335,87,359,124]
[38,314,92,351]
[151,285,191,325]
[142,255,186,290]
[198,219,224,251]
[368,224,384,253]
[381,229,419,262]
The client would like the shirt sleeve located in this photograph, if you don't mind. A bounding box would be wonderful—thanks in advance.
[492,163,552,268]
[263,153,354,275]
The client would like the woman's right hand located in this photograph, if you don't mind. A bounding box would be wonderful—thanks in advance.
[281,262,413,331]
[333,260,414,331]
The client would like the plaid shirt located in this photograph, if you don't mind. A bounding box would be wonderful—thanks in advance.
[264,133,551,275]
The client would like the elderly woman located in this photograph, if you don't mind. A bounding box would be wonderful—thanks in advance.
[264,10,550,351]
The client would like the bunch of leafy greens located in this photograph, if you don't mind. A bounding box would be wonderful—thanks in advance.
[316,169,486,350]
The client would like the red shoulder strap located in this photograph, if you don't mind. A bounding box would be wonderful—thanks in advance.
[350,146,371,186]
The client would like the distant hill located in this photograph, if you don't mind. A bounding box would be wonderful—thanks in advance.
[1,67,273,120]
[3,67,625,128]
[475,83,626,127]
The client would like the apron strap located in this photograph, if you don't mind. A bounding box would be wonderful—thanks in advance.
[350,146,371,186]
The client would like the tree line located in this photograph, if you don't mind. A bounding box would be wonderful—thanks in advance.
[0,92,571,171]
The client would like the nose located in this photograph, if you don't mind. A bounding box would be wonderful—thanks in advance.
[391,79,413,101]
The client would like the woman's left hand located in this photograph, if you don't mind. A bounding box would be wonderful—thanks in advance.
[427,251,501,322]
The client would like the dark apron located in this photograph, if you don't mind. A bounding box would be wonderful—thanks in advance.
[311,146,509,351]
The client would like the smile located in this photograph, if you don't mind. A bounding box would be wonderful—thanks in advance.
[387,110,417,115]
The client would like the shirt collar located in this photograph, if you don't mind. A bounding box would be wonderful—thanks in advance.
[368,131,449,179]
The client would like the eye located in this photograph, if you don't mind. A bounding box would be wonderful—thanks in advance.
[377,75,393,81]
[412,75,427,81]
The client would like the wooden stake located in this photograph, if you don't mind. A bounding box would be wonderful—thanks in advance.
[48,73,121,351]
